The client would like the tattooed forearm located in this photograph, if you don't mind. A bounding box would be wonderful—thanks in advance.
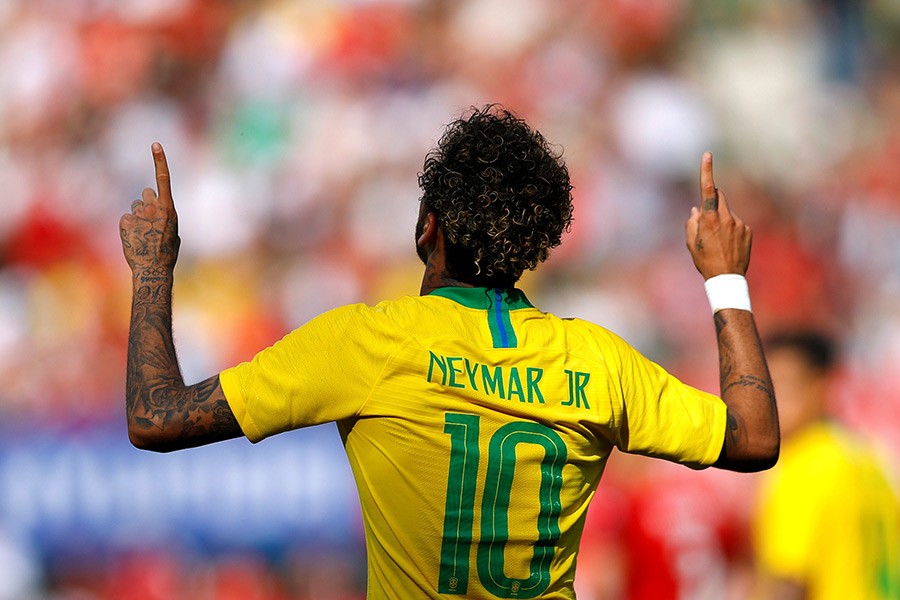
[724,412,740,453]
[722,374,776,399]
[139,266,174,285]
[125,271,241,451]
[714,311,727,334]
[712,309,779,472]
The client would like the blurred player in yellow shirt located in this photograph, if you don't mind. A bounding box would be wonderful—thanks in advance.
[753,332,899,600]
[119,106,780,598]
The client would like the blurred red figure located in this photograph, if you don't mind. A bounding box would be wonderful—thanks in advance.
[577,455,751,600]
[101,550,183,600]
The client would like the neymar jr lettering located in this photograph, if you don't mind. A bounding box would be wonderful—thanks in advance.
[427,351,592,409]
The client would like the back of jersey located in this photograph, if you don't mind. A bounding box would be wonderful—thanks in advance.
[337,288,725,599]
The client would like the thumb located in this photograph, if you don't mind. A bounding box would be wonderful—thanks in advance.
[685,206,700,246]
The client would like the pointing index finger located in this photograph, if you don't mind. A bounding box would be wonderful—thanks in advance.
[700,151,718,212]
[152,142,174,208]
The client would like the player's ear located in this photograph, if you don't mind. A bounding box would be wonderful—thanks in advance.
[416,212,438,250]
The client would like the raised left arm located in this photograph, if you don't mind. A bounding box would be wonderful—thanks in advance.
[120,143,242,452]
[685,153,779,472]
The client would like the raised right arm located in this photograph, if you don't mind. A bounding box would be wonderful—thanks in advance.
[120,143,243,452]
[685,153,779,472]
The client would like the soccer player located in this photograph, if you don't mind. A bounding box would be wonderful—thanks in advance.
[753,331,899,600]
[120,107,779,599]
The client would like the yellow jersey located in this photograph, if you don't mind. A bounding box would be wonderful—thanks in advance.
[754,421,900,600]
[220,287,727,599]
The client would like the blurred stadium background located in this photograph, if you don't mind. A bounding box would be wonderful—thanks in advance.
[1,0,899,597]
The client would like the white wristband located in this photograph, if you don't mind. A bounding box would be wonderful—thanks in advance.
[704,274,752,313]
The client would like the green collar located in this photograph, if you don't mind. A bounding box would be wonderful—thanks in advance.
[427,286,535,310]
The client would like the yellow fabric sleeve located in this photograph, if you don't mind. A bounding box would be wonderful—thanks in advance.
[611,333,726,467]
[219,303,402,443]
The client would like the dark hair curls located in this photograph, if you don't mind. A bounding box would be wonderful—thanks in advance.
[765,331,836,372]
[418,105,574,287]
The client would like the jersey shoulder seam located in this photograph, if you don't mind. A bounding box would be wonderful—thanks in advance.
[351,305,420,419]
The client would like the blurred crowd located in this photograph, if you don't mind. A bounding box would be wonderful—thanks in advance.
[2,0,900,597]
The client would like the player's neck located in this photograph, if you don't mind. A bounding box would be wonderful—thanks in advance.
[419,255,474,296]
[418,220,475,295]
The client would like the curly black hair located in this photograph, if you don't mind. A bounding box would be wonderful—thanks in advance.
[418,105,574,288]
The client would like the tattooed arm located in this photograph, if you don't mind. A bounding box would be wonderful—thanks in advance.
[685,153,779,472]
[120,143,243,452]
[708,309,778,471]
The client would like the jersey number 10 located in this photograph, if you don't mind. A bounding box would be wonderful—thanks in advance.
[439,412,567,598]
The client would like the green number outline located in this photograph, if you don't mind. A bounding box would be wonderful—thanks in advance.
[478,422,567,597]
[440,413,567,598]
[439,413,480,594]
